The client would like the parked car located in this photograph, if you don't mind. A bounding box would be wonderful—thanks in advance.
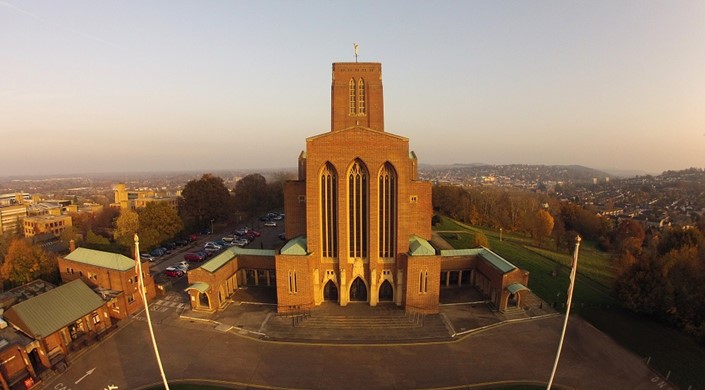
[164,267,184,277]
[264,221,277,227]
[278,233,287,241]
[204,242,222,250]
[175,261,189,273]
[195,250,208,259]
[188,233,198,242]
[248,229,261,237]
[184,252,206,262]
[140,253,156,262]
[163,242,177,251]
[150,248,166,257]
[233,238,249,247]
[175,238,189,247]
[222,235,235,243]
[204,247,220,255]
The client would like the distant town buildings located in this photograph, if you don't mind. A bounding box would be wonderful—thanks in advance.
[22,214,73,238]
[111,183,179,210]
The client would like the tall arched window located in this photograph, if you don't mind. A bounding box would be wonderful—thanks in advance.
[378,163,397,258]
[320,162,338,258]
[358,78,366,115]
[349,78,357,115]
[348,160,368,258]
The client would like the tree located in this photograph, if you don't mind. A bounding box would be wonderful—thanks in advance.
[180,174,233,229]
[138,202,183,249]
[233,173,270,217]
[0,239,59,288]
[614,219,645,255]
[114,209,140,249]
[529,209,554,246]
[473,232,489,248]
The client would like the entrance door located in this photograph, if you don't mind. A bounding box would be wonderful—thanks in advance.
[323,280,338,301]
[379,280,393,301]
[349,277,367,302]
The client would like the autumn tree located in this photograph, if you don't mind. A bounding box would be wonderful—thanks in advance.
[529,209,554,246]
[180,174,233,229]
[138,202,183,249]
[473,232,489,248]
[0,239,59,288]
[614,219,645,255]
[114,209,140,249]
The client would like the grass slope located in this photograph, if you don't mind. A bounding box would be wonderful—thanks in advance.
[434,216,705,389]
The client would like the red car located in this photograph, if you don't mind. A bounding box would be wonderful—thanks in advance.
[184,252,206,262]
[164,267,184,277]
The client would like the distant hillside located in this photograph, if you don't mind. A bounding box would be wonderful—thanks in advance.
[420,163,611,183]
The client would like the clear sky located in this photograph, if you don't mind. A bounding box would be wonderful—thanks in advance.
[2,1,704,177]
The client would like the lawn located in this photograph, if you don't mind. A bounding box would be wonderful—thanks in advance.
[434,215,705,389]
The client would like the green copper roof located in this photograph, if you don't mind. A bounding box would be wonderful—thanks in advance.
[280,236,308,255]
[440,247,517,274]
[185,282,210,294]
[409,235,436,256]
[4,279,105,338]
[506,283,529,294]
[200,246,277,273]
[65,247,135,271]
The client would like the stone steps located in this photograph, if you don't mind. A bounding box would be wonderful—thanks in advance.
[263,309,452,342]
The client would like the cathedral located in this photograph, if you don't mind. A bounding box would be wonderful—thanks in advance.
[186,61,529,315]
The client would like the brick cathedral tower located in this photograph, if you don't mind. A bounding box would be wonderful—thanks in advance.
[330,63,384,132]
[278,60,437,310]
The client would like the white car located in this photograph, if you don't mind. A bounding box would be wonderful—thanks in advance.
[175,261,189,273]
[264,221,277,227]
[204,241,222,250]
[233,238,249,247]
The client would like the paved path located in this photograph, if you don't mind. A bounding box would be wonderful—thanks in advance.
[39,303,670,390]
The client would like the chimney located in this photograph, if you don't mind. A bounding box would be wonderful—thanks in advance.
[69,239,76,252]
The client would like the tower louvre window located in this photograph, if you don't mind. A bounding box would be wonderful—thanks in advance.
[358,78,366,115]
[378,162,397,258]
[348,160,368,258]
[320,162,338,258]
[349,78,357,115]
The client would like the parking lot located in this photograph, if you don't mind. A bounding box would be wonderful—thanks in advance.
[148,218,285,287]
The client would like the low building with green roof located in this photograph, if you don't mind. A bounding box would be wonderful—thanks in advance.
[3,279,112,370]
[58,246,156,320]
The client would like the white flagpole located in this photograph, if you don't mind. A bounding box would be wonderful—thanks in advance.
[134,234,170,390]
[547,235,581,389]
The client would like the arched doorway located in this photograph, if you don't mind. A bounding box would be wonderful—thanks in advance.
[323,280,338,301]
[379,280,393,302]
[507,292,519,308]
[199,292,210,309]
[349,277,367,302]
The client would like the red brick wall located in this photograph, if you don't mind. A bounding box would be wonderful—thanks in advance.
[275,255,315,312]
[331,63,383,132]
[284,180,306,239]
[404,255,441,314]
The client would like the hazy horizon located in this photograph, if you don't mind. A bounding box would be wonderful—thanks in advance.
[2,1,704,176]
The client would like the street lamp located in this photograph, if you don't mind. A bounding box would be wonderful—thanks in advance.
[499,228,503,241]
[210,219,214,235]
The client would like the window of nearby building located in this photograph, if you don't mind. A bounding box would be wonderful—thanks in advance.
[348,160,368,258]
[358,78,366,115]
[419,271,428,293]
[349,78,357,115]
[320,162,338,258]
[127,294,135,304]
[379,163,397,258]
[288,270,298,294]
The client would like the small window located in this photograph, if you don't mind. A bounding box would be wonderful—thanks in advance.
[410,195,418,203]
